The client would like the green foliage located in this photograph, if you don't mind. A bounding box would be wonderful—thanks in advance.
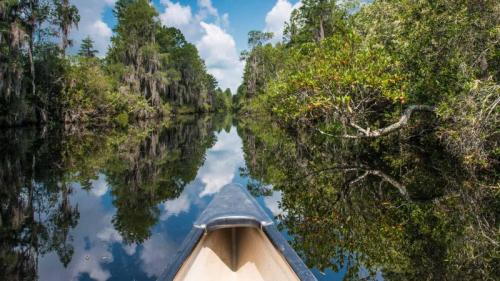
[62,57,154,124]
[238,0,499,170]
[114,112,129,127]
[1,0,221,127]
[267,31,406,126]
[78,36,98,58]
[239,33,286,103]
[237,115,498,280]
[285,0,352,43]
[108,1,217,112]
[213,88,233,112]
[0,114,229,271]
[247,31,274,48]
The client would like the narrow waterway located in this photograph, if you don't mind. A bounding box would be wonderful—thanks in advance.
[1,114,496,280]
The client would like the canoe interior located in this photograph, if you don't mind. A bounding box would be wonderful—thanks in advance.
[173,227,300,281]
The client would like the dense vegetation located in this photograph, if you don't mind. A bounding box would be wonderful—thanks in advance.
[236,0,499,171]
[0,0,231,127]
[1,1,497,280]
[237,115,499,280]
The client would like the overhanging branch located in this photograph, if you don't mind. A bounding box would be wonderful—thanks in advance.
[317,105,436,139]
[346,105,436,138]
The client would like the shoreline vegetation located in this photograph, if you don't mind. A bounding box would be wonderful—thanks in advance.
[1,1,498,280]
[0,0,233,129]
[234,0,499,174]
[1,0,498,173]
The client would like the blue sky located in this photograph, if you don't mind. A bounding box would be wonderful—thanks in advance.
[70,0,302,92]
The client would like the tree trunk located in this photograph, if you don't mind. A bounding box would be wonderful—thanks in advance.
[28,0,36,97]
[319,17,325,41]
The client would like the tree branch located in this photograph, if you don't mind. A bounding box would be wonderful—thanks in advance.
[317,105,436,139]
[346,105,436,138]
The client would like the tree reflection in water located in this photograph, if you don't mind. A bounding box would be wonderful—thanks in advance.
[0,114,233,280]
[237,115,498,280]
[0,113,496,280]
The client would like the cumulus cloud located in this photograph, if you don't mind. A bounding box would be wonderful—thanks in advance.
[263,190,285,217]
[38,180,118,281]
[197,22,244,92]
[96,224,123,243]
[90,174,109,197]
[161,193,191,220]
[198,0,218,17]
[140,234,176,277]
[70,0,115,57]
[159,0,243,92]
[198,128,245,197]
[264,0,302,42]
[159,0,193,28]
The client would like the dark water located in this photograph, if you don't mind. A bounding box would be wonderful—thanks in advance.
[1,114,497,281]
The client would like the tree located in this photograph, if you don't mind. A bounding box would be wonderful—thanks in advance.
[113,0,135,18]
[237,0,498,169]
[108,0,164,107]
[284,0,351,44]
[237,115,498,279]
[78,36,98,58]
[239,31,283,101]
[247,30,274,49]
[353,0,499,166]
[0,0,53,125]
[53,0,80,54]
[1,0,220,126]
[212,87,232,112]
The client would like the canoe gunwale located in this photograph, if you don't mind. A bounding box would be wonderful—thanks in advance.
[194,215,273,232]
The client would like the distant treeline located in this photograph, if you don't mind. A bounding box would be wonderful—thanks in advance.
[0,0,232,127]
[235,0,499,170]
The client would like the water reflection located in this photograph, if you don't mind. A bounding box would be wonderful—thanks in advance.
[0,114,497,281]
[0,114,244,281]
[237,116,498,281]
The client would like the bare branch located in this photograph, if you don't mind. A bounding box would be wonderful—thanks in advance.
[317,105,436,139]
[346,105,436,138]
[364,169,409,199]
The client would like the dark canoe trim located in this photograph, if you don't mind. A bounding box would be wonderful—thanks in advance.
[159,183,317,281]
[193,183,273,228]
[195,215,272,232]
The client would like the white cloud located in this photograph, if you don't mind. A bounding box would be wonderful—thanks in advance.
[197,23,238,67]
[263,190,285,217]
[264,0,302,42]
[159,0,193,28]
[220,13,230,29]
[161,193,191,220]
[90,174,109,197]
[70,0,115,57]
[197,22,244,92]
[140,234,176,277]
[158,1,242,92]
[198,128,245,197]
[123,243,137,256]
[198,0,218,17]
[38,180,117,281]
[96,224,123,243]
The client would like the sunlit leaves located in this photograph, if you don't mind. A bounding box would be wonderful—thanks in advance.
[267,31,407,126]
